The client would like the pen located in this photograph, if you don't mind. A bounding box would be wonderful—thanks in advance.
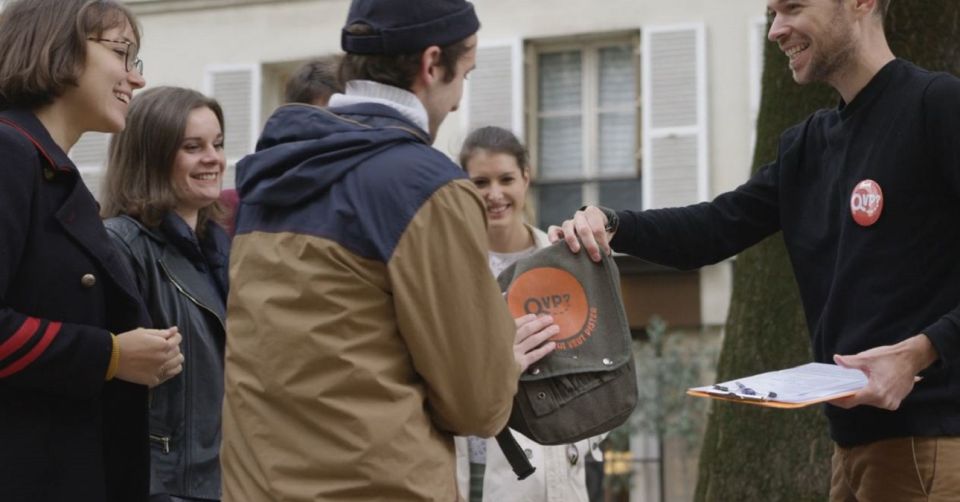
[711,382,778,400]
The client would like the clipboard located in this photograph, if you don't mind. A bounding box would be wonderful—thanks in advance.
[685,388,859,409]
[687,362,867,409]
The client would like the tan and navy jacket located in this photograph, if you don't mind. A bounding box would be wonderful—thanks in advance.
[221,103,520,501]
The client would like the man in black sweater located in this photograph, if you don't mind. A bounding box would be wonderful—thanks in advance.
[552,0,960,500]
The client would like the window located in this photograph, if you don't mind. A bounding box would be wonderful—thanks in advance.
[527,33,641,228]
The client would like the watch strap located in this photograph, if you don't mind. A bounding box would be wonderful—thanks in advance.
[579,205,619,233]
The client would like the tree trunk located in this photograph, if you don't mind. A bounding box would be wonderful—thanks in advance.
[693,2,960,500]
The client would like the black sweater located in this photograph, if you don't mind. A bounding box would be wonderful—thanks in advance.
[612,59,960,447]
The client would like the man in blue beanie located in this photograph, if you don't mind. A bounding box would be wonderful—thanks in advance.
[220,1,557,500]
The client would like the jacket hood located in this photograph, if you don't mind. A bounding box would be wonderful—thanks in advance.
[236,103,428,207]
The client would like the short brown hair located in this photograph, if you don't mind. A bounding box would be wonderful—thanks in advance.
[284,54,344,105]
[0,0,141,110]
[339,23,473,91]
[101,87,225,232]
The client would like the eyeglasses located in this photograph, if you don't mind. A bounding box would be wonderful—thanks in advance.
[87,38,143,75]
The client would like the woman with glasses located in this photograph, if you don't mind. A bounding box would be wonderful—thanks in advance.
[0,1,182,501]
[102,87,229,502]
[457,126,604,502]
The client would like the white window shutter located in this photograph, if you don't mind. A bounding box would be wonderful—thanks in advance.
[69,132,111,200]
[748,16,769,156]
[464,40,524,138]
[641,24,708,210]
[204,64,261,190]
[749,17,768,120]
[78,167,107,202]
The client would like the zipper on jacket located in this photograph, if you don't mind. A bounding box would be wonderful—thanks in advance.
[149,434,171,454]
[157,259,225,495]
[157,260,227,338]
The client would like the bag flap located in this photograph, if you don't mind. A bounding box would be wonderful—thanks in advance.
[497,241,632,381]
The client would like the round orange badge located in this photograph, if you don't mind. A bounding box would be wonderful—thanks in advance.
[506,267,589,343]
[850,179,883,227]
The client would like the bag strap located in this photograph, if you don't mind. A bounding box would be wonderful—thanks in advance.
[494,427,536,480]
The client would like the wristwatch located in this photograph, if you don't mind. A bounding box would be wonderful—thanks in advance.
[580,205,619,233]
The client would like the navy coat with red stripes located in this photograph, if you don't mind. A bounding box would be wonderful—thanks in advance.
[0,109,151,502]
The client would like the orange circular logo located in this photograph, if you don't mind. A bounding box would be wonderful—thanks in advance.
[506,267,589,343]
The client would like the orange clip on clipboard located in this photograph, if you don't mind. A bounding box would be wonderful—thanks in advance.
[687,362,867,409]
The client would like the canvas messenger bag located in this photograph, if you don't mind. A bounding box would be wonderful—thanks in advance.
[494,241,638,479]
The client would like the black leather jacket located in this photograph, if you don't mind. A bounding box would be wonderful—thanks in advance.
[105,214,229,500]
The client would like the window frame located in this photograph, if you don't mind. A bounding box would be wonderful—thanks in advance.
[525,31,641,221]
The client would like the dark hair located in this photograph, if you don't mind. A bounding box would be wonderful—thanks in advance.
[459,126,530,176]
[284,54,344,105]
[0,0,141,110]
[101,86,225,231]
[339,23,473,91]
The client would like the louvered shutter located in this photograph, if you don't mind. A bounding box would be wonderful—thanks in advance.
[78,167,107,201]
[465,41,523,137]
[641,24,708,210]
[749,17,768,120]
[204,64,261,189]
[748,17,769,154]
[69,132,111,200]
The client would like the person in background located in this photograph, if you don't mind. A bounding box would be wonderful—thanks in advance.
[0,1,183,501]
[218,54,345,237]
[553,0,960,499]
[219,0,556,499]
[284,54,345,106]
[102,86,230,502]
[457,126,604,502]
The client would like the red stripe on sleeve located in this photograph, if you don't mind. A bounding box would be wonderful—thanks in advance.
[0,317,41,361]
[0,321,61,378]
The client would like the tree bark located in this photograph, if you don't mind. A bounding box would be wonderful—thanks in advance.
[693,2,960,500]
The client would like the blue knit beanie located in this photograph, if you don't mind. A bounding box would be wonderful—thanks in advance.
[341,0,479,55]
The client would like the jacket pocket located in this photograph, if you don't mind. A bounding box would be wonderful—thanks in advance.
[149,433,171,454]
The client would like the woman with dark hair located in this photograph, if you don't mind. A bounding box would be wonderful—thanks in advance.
[102,86,230,502]
[457,126,604,502]
[0,1,183,501]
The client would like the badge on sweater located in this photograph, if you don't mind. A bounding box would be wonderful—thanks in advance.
[850,179,883,227]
